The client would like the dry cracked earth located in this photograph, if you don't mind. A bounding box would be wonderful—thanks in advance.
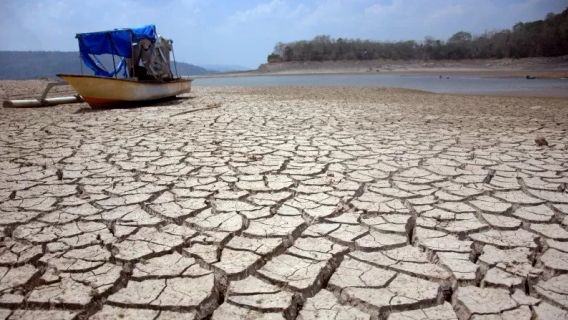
[1,84,568,320]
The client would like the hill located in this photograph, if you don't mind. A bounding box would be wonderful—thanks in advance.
[0,51,210,80]
[201,64,252,72]
[267,8,568,63]
[172,61,210,77]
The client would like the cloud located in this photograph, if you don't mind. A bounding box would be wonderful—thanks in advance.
[1,0,567,67]
[230,0,286,23]
[0,0,205,50]
[364,0,402,15]
[359,0,568,40]
[225,0,310,27]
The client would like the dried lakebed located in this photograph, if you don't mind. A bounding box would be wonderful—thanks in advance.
[1,86,568,319]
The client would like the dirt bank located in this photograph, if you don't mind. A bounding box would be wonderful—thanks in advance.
[256,56,568,79]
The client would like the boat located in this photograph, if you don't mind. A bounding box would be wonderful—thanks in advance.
[58,24,191,108]
[57,75,191,108]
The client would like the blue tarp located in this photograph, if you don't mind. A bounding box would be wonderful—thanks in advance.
[76,25,157,77]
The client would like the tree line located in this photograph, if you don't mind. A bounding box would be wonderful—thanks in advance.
[268,8,568,62]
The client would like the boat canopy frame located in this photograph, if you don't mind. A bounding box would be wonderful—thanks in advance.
[76,25,157,78]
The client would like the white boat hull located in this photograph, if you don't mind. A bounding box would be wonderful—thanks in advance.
[57,74,192,108]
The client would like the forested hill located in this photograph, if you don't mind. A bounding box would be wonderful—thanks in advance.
[268,8,568,62]
[0,51,210,80]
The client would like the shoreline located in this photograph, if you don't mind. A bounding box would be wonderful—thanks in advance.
[190,72,568,99]
[3,79,568,104]
[194,68,568,80]
[196,56,568,80]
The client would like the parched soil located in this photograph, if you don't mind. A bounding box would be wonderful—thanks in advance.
[1,83,568,319]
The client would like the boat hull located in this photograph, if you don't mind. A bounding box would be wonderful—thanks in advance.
[57,74,192,108]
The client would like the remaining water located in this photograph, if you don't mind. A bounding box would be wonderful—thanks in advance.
[193,73,568,97]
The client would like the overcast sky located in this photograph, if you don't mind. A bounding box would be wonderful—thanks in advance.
[1,0,566,68]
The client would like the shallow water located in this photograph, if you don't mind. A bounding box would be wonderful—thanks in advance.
[193,73,568,97]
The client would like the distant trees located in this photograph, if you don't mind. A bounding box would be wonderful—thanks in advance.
[267,8,568,62]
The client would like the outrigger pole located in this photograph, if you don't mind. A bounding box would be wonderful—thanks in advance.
[3,82,83,108]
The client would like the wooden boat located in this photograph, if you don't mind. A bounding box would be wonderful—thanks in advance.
[59,24,192,108]
[58,74,191,108]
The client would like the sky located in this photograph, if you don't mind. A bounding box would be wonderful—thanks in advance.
[1,0,567,68]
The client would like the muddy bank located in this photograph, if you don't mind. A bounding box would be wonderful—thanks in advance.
[254,56,568,79]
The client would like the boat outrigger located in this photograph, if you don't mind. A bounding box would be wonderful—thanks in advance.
[58,24,191,108]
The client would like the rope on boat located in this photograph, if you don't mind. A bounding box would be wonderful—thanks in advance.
[172,45,179,78]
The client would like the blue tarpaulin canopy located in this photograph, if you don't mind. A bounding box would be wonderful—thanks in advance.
[76,25,157,77]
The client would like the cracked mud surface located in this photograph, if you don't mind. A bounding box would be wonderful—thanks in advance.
[1,82,568,319]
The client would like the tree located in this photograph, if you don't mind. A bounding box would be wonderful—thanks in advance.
[448,31,472,43]
[273,42,286,57]
[283,46,294,61]
[267,8,568,62]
